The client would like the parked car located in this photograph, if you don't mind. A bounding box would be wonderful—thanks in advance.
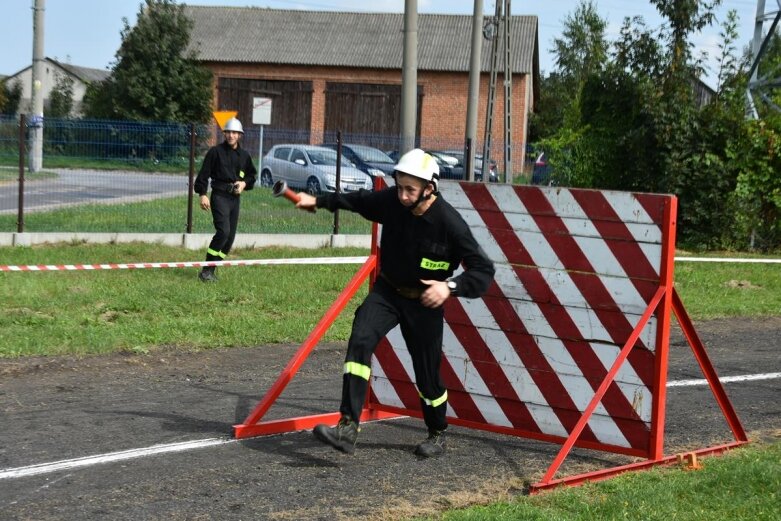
[531,152,553,185]
[427,150,463,180]
[436,149,499,182]
[320,143,395,178]
[260,144,373,195]
[386,149,458,180]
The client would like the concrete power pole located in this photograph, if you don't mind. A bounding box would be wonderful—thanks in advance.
[464,0,484,181]
[400,0,418,154]
[30,0,45,172]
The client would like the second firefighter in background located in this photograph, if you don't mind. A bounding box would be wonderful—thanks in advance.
[194,117,257,282]
[294,148,495,457]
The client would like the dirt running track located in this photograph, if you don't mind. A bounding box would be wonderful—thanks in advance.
[1,317,780,520]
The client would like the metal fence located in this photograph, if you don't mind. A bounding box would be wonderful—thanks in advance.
[0,115,535,235]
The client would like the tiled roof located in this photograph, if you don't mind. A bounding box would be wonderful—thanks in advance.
[52,60,111,84]
[4,59,111,84]
[185,6,538,74]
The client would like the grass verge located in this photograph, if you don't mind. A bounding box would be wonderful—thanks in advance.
[422,439,780,521]
[1,245,779,357]
[0,186,372,234]
[0,243,369,357]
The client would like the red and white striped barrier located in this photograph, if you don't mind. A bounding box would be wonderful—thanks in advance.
[234,180,747,492]
[371,183,666,453]
[0,257,369,272]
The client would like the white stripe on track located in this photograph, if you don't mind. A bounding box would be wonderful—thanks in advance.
[2,371,779,481]
[667,372,781,387]
[0,437,234,480]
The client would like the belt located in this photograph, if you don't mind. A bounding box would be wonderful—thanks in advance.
[379,272,424,299]
[211,181,238,195]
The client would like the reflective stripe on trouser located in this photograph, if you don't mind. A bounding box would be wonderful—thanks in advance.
[340,280,448,432]
[419,390,448,433]
[205,190,241,263]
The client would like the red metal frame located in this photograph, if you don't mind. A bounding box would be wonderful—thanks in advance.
[233,254,395,439]
[528,196,748,493]
[234,178,390,439]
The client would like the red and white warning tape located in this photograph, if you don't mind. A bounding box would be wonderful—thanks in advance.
[4,255,777,273]
[0,256,369,273]
[674,257,781,263]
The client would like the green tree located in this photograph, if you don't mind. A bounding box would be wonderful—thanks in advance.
[528,72,569,142]
[48,73,74,118]
[729,120,781,250]
[551,0,609,91]
[1,79,23,116]
[83,0,212,123]
[530,1,608,144]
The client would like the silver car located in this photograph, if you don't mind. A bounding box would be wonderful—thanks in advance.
[260,144,373,194]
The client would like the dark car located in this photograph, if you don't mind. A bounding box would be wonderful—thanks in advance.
[437,149,499,182]
[385,149,456,180]
[531,152,553,185]
[320,143,395,178]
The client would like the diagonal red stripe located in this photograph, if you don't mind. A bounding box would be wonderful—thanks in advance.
[570,190,661,283]
[632,192,668,225]
[438,353,488,424]
[372,340,421,410]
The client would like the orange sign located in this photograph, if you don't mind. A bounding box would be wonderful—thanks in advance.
[212,110,238,129]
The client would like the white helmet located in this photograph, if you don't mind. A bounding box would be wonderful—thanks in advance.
[394,148,440,190]
[223,117,244,134]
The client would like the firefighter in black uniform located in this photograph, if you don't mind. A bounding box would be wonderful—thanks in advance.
[194,117,257,282]
[294,148,495,457]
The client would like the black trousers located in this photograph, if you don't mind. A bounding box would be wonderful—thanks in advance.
[341,278,448,433]
[205,191,240,263]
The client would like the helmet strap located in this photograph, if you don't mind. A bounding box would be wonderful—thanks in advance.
[407,183,435,211]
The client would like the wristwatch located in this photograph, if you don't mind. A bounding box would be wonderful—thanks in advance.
[446,279,458,295]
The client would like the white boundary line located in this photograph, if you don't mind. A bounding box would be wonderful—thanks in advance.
[1,372,778,481]
[666,372,781,387]
[0,437,235,480]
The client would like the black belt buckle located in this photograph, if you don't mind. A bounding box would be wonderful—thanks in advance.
[397,287,423,299]
[380,272,422,299]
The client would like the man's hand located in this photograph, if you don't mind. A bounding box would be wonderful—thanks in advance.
[420,279,450,309]
[199,194,210,211]
[296,192,317,212]
[233,181,247,195]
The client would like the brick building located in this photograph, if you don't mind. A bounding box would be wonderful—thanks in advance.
[186,6,539,170]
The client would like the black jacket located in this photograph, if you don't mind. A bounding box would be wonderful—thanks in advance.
[316,187,495,298]
[195,141,257,196]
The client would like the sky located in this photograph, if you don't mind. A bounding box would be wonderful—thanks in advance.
[0,0,767,89]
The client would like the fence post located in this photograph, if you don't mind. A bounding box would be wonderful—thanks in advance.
[187,123,196,234]
[17,115,26,233]
[333,130,342,235]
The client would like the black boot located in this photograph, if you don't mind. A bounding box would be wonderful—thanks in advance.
[313,417,359,454]
[414,429,447,457]
[198,266,218,282]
